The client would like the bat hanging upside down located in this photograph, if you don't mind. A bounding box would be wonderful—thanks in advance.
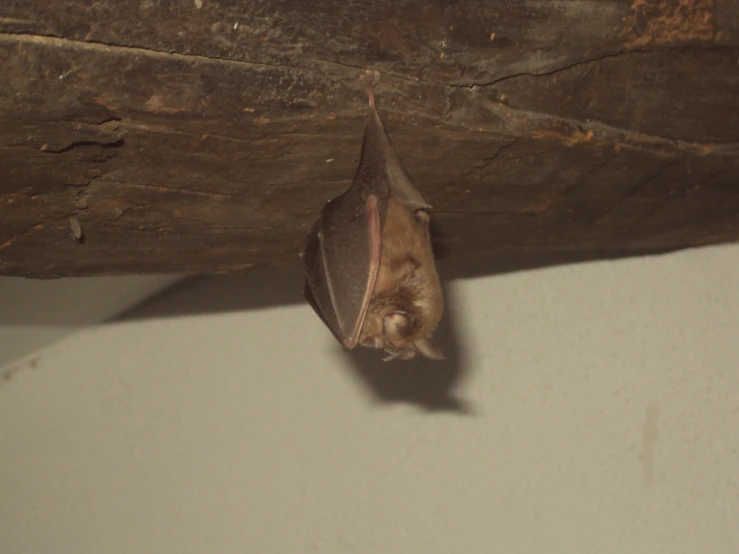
[302,75,445,361]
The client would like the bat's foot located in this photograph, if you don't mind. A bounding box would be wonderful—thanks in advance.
[382,346,418,362]
[382,349,408,362]
[365,70,380,107]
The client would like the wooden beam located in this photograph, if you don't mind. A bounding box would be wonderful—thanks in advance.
[1,0,738,277]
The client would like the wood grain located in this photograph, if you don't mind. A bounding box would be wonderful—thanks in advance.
[1,0,738,277]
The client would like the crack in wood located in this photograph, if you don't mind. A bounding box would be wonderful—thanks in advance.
[463,138,520,179]
[449,44,737,88]
[480,100,739,156]
[0,32,300,71]
[39,138,123,154]
[451,50,633,89]
[477,138,520,165]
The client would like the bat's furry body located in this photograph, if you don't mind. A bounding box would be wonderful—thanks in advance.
[303,76,444,361]
[359,198,444,360]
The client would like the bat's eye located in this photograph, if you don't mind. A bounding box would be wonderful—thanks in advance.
[413,209,430,225]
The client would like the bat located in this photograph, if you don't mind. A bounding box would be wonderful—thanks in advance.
[302,75,445,361]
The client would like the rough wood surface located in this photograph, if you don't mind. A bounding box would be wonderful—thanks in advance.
[1,0,738,277]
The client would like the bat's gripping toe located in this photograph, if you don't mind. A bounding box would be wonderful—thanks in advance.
[365,70,380,108]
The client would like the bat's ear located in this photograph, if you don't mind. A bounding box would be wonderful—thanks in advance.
[414,338,446,360]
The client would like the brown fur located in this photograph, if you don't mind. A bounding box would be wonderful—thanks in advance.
[359,197,444,358]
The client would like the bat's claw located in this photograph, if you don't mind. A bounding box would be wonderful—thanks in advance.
[382,350,400,362]
[365,70,380,108]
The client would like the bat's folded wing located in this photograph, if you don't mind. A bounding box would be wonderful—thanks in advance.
[303,186,381,349]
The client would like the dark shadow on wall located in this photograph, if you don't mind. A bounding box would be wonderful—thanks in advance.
[115,263,472,413]
[113,246,680,413]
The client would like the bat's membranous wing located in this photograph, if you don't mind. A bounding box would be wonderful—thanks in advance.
[303,183,383,349]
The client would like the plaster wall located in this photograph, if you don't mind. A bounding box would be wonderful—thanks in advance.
[1,246,738,553]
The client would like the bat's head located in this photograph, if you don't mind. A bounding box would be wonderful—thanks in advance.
[384,311,446,361]
[358,288,445,361]
[359,308,445,361]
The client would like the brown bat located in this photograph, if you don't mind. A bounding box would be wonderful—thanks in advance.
[302,76,445,361]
